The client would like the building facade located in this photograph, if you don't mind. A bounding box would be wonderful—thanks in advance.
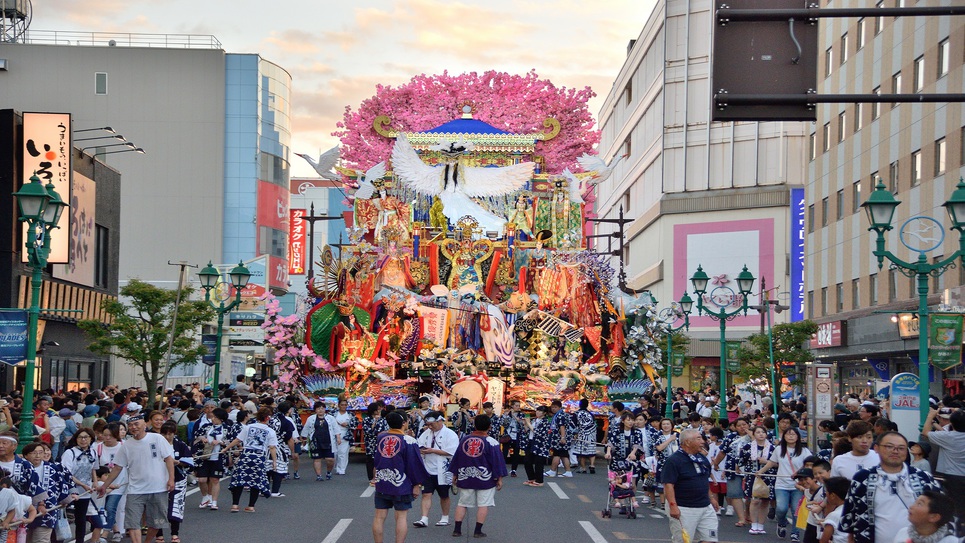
[807,3,965,397]
[595,0,809,391]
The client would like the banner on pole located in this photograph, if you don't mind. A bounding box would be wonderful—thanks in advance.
[671,351,685,368]
[726,341,741,372]
[0,311,29,366]
[928,314,963,371]
[418,305,449,345]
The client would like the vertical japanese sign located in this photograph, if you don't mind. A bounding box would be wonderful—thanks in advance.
[289,208,306,276]
[0,311,28,365]
[726,340,741,372]
[790,187,805,322]
[53,172,96,286]
[22,113,71,264]
[928,314,964,371]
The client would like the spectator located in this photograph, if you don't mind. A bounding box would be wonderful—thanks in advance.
[662,428,719,543]
[921,407,965,529]
[829,421,879,479]
[892,491,958,543]
[233,375,250,396]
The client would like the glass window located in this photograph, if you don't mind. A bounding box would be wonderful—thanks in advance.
[838,111,847,142]
[913,56,924,92]
[892,72,901,108]
[875,1,884,34]
[95,73,108,95]
[911,150,921,186]
[854,104,863,132]
[871,171,879,191]
[933,256,944,292]
[623,136,631,157]
[840,34,849,64]
[853,180,861,212]
[95,225,109,288]
[258,226,287,259]
[872,87,881,120]
[825,47,833,77]
[935,138,946,176]
[807,291,814,319]
[870,274,878,306]
[889,161,899,193]
[962,127,965,166]
[837,189,844,220]
[888,269,897,302]
[823,123,831,152]
[821,287,828,316]
[852,278,860,310]
[856,18,866,50]
[821,197,829,226]
[625,81,632,106]
[808,204,815,233]
[809,133,816,161]
[938,39,949,78]
[836,283,844,312]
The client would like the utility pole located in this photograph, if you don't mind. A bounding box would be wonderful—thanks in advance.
[158,260,197,409]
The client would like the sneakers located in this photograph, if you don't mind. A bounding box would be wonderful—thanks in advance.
[510,470,517,477]
[326,472,333,480]
[544,471,556,478]
[199,497,211,509]
[790,533,800,543]
[768,507,776,520]
[270,492,285,498]
[293,472,300,480]
[589,466,596,474]
[725,505,735,516]
[561,471,573,478]
[777,525,787,539]
[111,532,123,543]
[642,496,651,504]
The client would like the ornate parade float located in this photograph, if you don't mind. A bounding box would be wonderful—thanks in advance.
[278,72,678,413]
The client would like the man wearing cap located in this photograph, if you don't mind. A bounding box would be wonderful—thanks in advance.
[414,410,458,528]
[98,413,175,543]
[922,406,965,529]
[833,404,851,430]
[120,402,142,424]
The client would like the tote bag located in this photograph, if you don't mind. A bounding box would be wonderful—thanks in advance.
[752,476,771,499]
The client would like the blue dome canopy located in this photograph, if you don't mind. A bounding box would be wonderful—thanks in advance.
[423,118,510,135]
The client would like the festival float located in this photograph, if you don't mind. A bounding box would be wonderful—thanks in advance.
[277,71,680,415]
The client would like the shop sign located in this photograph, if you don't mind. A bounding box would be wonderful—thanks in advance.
[896,313,919,339]
[928,314,964,371]
[812,321,845,348]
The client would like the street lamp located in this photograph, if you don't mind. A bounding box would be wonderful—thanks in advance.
[861,177,965,427]
[690,264,756,419]
[660,292,693,418]
[198,260,251,400]
[12,173,67,452]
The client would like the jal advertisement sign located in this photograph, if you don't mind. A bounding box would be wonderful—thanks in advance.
[890,372,921,442]
[22,112,71,264]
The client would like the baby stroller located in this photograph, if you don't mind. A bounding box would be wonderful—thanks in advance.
[602,460,637,519]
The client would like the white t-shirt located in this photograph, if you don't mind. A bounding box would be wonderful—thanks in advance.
[707,442,725,483]
[113,433,173,495]
[0,487,31,519]
[924,429,965,476]
[893,526,959,543]
[237,422,278,453]
[824,506,850,543]
[96,442,127,495]
[769,446,813,490]
[830,450,880,479]
[874,468,914,543]
[417,426,458,475]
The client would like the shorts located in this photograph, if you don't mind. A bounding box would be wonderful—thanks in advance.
[293,442,303,454]
[421,475,450,498]
[726,476,744,499]
[667,503,719,543]
[195,458,224,479]
[310,448,334,460]
[456,487,496,508]
[374,492,414,511]
[550,448,568,458]
[125,492,169,531]
[87,513,107,530]
[709,482,727,495]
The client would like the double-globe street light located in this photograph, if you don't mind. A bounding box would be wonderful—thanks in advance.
[656,292,694,418]
[197,261,251,400]
[690,264,756,419]
[860,177,965,426]
[12,174,68,452]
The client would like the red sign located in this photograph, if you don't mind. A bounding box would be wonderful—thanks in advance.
[812,321,845,348]
[289,209,306,276]
[256,181,290,291]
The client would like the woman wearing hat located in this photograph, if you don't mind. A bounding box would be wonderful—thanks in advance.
[909,441,932,473]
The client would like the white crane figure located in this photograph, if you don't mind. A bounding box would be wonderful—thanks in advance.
[296,145,341,181]
[577,152,627,183]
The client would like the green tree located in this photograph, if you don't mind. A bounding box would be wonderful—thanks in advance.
[78,280,214,396]
[734,320,819,383]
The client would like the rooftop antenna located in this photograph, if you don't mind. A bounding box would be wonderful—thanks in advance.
[0,0,32,44]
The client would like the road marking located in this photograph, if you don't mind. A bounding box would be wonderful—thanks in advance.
[579,520,609,543]
[650,514,662,518]
[565,481,578,489]
[360,486,375,498]
[613,532,629,540]
[577,494,592,503]
[547,481,569,499]
[321,518,352,543]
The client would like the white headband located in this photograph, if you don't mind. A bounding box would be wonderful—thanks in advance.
[0,436,18,444]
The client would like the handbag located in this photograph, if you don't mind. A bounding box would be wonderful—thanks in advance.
[752,476,771,499]
[55,513,72,541]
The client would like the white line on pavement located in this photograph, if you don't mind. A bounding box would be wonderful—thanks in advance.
[649,514,662,518]
[579,520,609,543]
[321,518,353,543]
[547,482,569,499]
[360,486,375,498]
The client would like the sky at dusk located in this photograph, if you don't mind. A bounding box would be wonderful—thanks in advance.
[29,0,656,177]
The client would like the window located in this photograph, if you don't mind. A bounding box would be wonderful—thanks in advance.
[935,138,946,176]
[821,287,828,316]
[872,87,881,120]
[623,136,631,157]
[933,256,944,292]
[821,197,829,226]
[808,204,815,233]
[838,111,847,142]
[913,56,924,92]
[94,73,108,95]
[962,126,965,166]
[938,39,949,78]
[807,291,814,319]
[836,189,844,220]
[809,132,816,161]
[875,1,885,34]
[623,192,631,213]
[825,47,833,77]
[888,269,898,302]
[836,283,844,312]
[625,81,632,106]
[871,171,879,191]
[823,123,831,152]
[892,72,902,107]
[854,104,863,132]
[840,34,849,64]
[258,226,287,259]
[911,150,921,186]
[852,279,860,310]
[889,160,899,193]
[870,274,879,306]
[856,18,866,50]
[94,225,109,288]
[853,180,862,212]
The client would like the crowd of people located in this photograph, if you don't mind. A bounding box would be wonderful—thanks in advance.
[0,379,961,543]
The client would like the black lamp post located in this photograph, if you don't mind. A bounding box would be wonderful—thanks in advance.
[197,261,251,399]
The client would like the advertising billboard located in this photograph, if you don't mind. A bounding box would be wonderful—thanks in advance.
[22,112,71,264]
[53,172,95,286]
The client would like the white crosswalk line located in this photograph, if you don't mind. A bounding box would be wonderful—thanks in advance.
[579,520,609,543]
[360,486,375,498]
[320,518,352,543]
[547,481,569,499]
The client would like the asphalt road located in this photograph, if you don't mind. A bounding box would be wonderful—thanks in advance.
[174,455,767,543]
